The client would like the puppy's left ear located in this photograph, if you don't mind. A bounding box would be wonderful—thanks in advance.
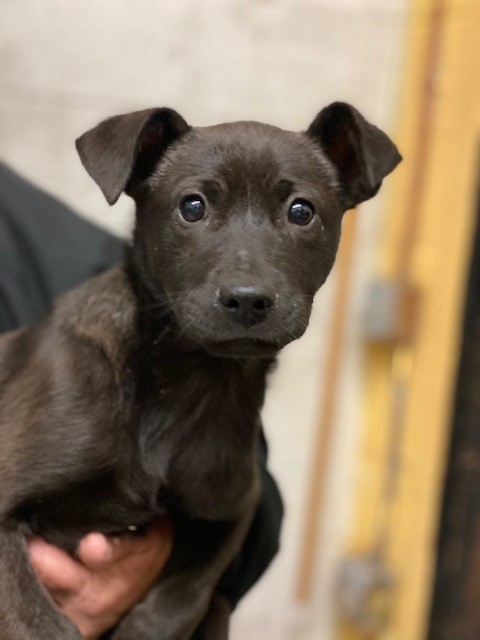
[307,102,402,210]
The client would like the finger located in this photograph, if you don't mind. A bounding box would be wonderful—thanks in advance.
[75,532,113,570]
[27,537,88,593]
[78,519,173,570]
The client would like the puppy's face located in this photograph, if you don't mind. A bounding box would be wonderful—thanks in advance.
[136,124,341,357]
[77,105,401,357]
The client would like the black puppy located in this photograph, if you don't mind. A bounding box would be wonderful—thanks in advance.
[0,103,400,639]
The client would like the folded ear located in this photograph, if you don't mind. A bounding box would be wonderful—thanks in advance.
[307,102,402,210]
[76,108,190,205]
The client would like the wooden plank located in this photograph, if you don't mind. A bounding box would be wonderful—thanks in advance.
[294,208,359,604]
[340,0,480,638]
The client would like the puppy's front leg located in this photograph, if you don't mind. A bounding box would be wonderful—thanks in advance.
[0,525,82,640]
[111,501,257,640]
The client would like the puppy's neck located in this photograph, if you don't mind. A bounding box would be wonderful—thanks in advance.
[124,243,175,341]
[123,249,273,484]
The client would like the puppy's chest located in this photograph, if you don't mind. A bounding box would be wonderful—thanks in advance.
[22,359,264,549]
[135,388,260,521]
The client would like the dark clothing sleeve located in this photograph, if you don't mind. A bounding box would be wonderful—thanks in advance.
[0,161,124,332]
[0,160,283,606]
[218,433,283,607]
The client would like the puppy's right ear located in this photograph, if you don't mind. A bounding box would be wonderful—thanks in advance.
[76,108,190,205]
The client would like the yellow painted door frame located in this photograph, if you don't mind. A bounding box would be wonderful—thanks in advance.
[340,1,480,639]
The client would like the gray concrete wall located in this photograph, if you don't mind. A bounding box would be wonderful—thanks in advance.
[0,2,407,637]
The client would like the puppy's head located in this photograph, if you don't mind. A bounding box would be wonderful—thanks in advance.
[76,104,400,358]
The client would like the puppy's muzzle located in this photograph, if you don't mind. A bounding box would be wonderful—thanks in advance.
[218,285,274,329]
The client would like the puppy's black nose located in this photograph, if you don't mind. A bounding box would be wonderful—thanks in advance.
[219,286,274,328]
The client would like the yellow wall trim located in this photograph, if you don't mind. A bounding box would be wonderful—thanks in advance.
[341,0,480,638]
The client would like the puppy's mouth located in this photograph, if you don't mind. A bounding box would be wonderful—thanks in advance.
[204,338,280,359]
[171,291,312,358]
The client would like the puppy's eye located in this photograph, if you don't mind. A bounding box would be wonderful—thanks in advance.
[288,199,315,226]
[180,195,206,222]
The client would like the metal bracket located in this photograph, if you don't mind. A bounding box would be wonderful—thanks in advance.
[337,554,395,633]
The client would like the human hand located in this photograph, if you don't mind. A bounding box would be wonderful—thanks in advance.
[28,520,173,640]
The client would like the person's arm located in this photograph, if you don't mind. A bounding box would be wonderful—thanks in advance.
[218,433,283,608]
[0,161,124,332]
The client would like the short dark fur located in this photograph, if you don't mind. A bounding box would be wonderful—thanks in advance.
[0,103,400,639]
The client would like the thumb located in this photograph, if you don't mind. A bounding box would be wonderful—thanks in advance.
[75,532,115,570]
